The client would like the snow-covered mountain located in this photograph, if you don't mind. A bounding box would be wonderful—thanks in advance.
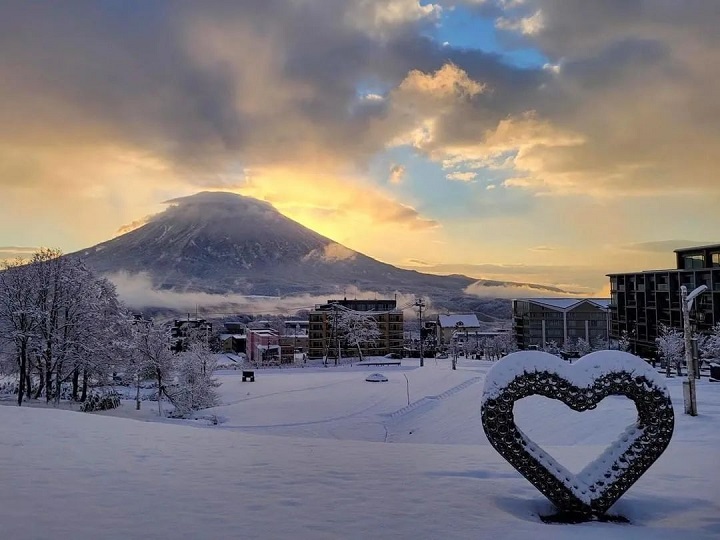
[73,192,569,308]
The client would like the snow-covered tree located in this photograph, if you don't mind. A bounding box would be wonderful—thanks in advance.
[617,330,631,352]
[561,338,578,360]
[0,256,40,405]
[656,324,684,377]
[543,340,561,356]
[591,336,609,351]
[575,337,592,358]
[0,249,127,406]
[487,332,517,361]
[329,309,381,362]
[168,340,220,417]
[699,323,720,363]
[133,322,174,416]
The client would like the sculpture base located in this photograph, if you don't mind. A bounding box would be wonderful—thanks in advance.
[539,511,630,525]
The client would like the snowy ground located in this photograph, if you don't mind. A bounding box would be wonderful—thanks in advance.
[2,356,720,539]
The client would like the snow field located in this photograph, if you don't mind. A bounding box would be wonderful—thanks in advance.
[1,356,719,539]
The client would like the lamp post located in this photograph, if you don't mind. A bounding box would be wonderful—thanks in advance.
[681,284,707,416]
[414,298,425,367]
[295,323,300,364]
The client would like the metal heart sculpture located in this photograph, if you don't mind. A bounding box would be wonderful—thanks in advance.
[481,350,674,517]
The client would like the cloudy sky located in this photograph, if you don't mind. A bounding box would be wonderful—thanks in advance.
[1,1,718,294]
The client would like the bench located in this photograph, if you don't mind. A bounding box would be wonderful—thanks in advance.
[242,370,255,382]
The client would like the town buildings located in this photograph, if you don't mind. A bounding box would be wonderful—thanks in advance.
[435,314,482,347]
[170,317,212,352]
[608,243,720,357]
[308,299,403,358]
[512,298,610,350]
[247,328,280,365]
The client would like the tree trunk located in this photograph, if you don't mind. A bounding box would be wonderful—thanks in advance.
[34,370,44,399]
[54,361,63,406]
[17,341,27,406]
[135,376,141,411]
[25,371,32,400]
[45,360,53,403]
[72,368,80,401]
[156,369,163,417]
[81,369,88,402]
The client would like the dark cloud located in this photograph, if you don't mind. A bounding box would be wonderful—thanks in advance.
[0,1,538,179]
[1,0,719,202]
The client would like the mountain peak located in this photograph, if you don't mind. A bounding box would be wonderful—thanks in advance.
[163,191,275,211]
[73,190,569,307]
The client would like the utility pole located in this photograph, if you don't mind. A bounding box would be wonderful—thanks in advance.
[681,284,707,416]
[415,298,425,367]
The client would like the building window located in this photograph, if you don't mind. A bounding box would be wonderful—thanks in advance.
[712,252,720,267]
[683,253,704,269]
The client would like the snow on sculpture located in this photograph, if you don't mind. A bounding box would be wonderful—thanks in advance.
[481,350,674,518]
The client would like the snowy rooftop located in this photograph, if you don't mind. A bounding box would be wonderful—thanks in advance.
[438,314,481,328]
[516,298,610,311]
[219,333,246,340]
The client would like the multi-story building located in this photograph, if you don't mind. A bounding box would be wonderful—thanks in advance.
[608,243,720,357]
[512,298,610,350]
[247,328,280,365]
[170,317,212,352]
[279,333,309,364]
[308,299,403,358]
[435,314,481,347]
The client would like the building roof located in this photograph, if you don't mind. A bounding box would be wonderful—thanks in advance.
[673,243,720,253]
[515,298,610,311]
[256,344,281,351]
[219,334,246,341]
[249,328,278,336]
[438,314,480,328]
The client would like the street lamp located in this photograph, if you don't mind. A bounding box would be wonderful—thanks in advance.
[681,284,707,416]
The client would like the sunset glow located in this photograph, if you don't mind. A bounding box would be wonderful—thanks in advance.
[2,1,718,294]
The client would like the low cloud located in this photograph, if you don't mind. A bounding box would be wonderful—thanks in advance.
[115,215,153,236]
[463,280,586,299]
[107,271,423,316]
[303,243,358,263]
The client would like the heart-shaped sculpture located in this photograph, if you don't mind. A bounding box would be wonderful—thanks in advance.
[481,350,674,517]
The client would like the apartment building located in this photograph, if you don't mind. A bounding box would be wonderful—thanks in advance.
[308,299,404,358]
[512,298,610,350]
[608,243,720,357]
